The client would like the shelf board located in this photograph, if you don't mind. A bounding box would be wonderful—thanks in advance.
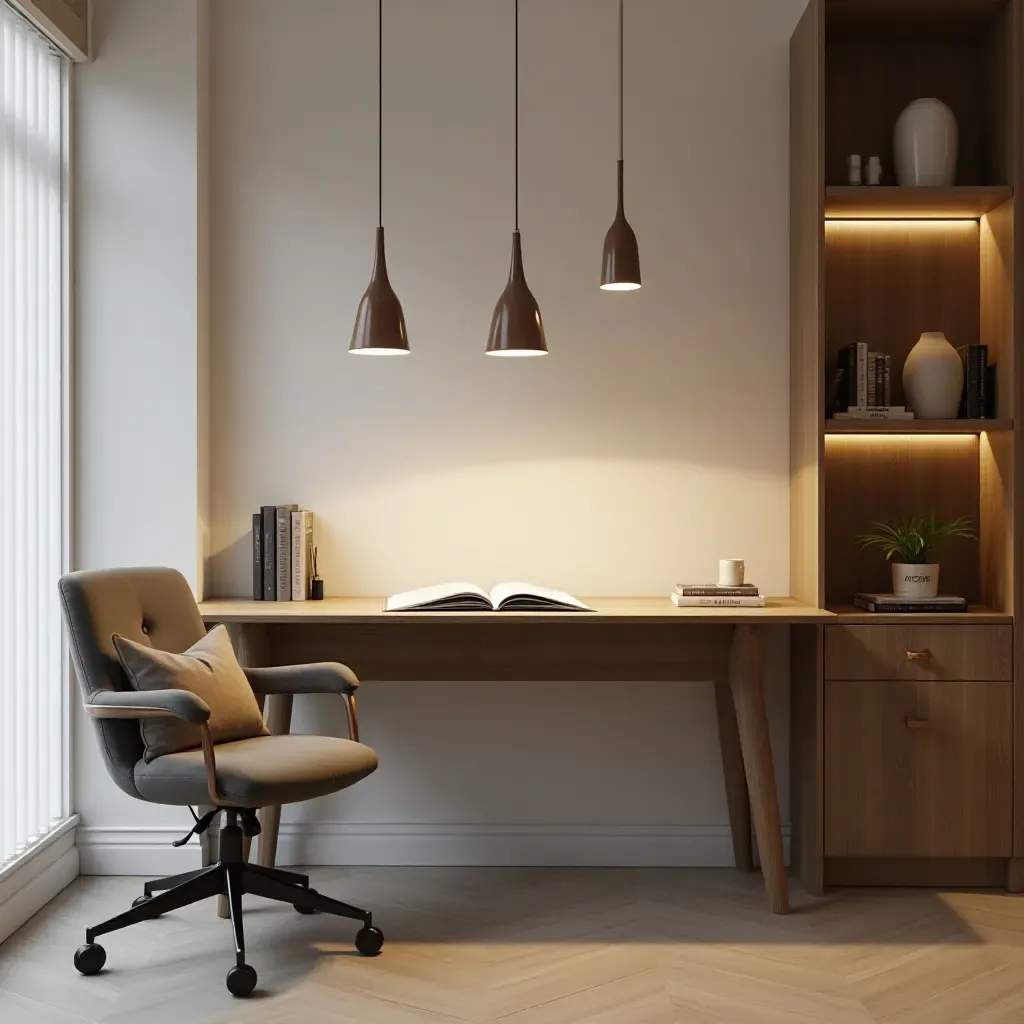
[828,604,1012,625]
[825,418,1012,435]
[825,186,1013,220]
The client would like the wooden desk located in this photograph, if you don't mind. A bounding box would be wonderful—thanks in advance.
[199,597,832,915]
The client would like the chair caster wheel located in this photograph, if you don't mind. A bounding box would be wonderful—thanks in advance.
[132,893,163,917]
[355,925,384,956]
[74,943,106,976]
[293,902,318,915]
[226,963,258,997]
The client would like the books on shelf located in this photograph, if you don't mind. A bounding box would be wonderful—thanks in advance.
[833,407,914,420]
[383,583,593,613]
[853,593,968,613]
[957,344,988,419]
[834,343,895,412]
[252,505,315,601]
[671,583,764,608]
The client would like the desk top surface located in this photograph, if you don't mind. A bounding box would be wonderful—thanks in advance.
[199,596,833,625]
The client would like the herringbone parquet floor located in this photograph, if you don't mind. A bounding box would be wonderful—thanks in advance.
[3,868,1024,1023]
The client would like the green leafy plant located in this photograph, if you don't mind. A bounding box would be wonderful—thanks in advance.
[857,514,977,565]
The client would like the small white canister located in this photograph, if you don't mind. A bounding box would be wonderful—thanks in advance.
[718,559,745,587]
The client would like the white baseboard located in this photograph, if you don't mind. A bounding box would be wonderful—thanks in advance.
[0,817,80,944]
[77,822,790,874]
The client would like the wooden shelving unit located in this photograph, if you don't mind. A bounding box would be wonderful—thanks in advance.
[825,418,1013,433]
[790,0,1023,895]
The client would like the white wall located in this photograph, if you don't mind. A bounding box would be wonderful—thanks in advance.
[74,0,208,833]
[74,0,806,867]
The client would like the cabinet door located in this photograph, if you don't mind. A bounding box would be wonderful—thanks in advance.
[824,679,1012,857]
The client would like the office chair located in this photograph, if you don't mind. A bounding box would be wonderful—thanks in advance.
[59,566,382,996]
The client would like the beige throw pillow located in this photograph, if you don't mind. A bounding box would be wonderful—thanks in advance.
[113,624,268,762]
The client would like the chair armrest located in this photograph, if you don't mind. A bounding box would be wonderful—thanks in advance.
[86,690,223,805]
[244,663,360,697]
[85,688,211,723]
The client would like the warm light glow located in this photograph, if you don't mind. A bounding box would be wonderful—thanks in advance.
[349,348,410,356]
[825,219,978,232]
[485,349,548,357]
[600,282,642,291]
[826,433,979,446]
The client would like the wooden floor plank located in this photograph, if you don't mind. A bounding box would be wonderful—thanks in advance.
[2,868,1024,1023]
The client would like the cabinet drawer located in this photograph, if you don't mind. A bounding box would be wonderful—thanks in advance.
[825,624,1012,681]
[824,679,1012,858]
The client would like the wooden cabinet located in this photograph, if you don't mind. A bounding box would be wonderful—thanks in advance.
[825,624,1013,681]
[824,678,1012,857]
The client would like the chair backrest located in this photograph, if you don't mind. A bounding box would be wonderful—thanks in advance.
[58,567,207,798]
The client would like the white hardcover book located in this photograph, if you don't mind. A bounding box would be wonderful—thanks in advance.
[671,594,766,608]
[856,342,868,409]
[291,510,314,601]
[275,504,298,601]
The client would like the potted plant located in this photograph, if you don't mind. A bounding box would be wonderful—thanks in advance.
[857,514,976,598]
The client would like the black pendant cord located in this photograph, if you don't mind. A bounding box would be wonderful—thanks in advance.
[514,0,519,232]
[618,0,624,162]
[378,0,383,228]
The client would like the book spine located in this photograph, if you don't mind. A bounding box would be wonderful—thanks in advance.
[252,512,263,600]
[855,600,966,613]
[291,510,313,601]
[884,354,891,407]
[978,345,988,418]
[867,352,877,407]
[985,363,997,418]
[837,408,914,420]
[275,506,297,601]
[839,344,856,409]
[260,505,276,600]
[672,595,766,607]
[676,587,759,597]
[856,342,868,408]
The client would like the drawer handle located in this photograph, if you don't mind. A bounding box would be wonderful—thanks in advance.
[905,717,930,730]
[905,648,933,662]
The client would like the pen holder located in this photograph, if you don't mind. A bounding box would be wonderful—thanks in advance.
[310,578,324,601]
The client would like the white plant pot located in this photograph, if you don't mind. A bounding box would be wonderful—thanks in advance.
[903,332,964,419]
[894,98,958,186]
[892,563,939,599]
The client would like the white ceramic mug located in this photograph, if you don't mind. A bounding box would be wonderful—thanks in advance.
[718,559,745,587]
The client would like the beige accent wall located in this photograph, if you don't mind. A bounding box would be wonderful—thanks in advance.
[74,0,809,863]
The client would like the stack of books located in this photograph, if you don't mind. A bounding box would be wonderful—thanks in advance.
[671,583,765,608]
[956,344,994,419]
[252,505,315,601]
[853,593,968,613]
[829,342,914,421]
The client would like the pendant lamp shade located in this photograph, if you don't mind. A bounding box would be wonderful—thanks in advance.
[350,0,410,354]
[350,227,409,354]
[486,231,547,356]
[487,0,548,356]
[600,0,641,291]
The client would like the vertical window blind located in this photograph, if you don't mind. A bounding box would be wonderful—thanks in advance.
[1,2,69,867]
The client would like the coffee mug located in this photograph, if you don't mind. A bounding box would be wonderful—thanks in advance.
[718,559,745,587]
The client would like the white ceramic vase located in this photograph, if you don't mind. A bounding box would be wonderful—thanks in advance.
[903,332,963,419]
[892,563,940,599]
[894,98,958,186]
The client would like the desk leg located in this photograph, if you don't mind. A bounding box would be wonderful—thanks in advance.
[714,680,753,873]
[257,693,294,868]
[729,624,789,915]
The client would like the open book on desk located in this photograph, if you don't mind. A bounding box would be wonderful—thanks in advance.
[383,582,594,613]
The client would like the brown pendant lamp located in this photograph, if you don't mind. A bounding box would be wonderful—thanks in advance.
[350,0,409,355]
[486,0,548,356]
[600,0,641,291]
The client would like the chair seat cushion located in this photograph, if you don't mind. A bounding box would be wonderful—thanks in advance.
[133,734,378,808]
